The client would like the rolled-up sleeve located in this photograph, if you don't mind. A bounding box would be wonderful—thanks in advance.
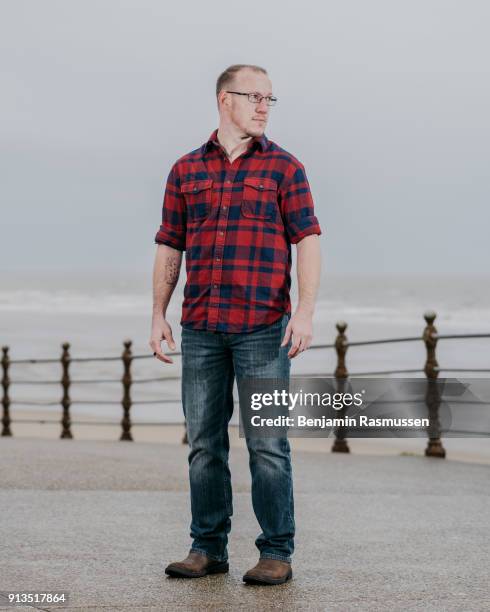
[279,163,322,244]
[154,164,187,251]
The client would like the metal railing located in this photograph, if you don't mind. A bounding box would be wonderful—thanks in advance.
[2,311,489,458]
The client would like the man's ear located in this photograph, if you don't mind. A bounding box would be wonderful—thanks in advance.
[217,90,228,110]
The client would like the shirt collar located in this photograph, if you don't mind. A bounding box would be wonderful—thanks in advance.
[203,128,268,155]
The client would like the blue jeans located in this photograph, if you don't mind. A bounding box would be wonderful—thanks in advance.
[180,313,295,564]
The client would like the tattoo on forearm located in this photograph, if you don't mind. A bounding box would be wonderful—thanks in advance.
[165,258,179,285]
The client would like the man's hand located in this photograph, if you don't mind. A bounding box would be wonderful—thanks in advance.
[280,311,313,359]
[149,316,176,364]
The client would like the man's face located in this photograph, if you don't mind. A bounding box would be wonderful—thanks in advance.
[221,69,274,138]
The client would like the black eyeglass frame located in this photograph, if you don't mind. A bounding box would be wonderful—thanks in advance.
[226,91,278,106]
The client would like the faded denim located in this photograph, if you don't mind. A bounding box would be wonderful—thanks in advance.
[181,313,294,563]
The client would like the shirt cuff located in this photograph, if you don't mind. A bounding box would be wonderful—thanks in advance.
[154,226,186,251]
[287,215,322,244]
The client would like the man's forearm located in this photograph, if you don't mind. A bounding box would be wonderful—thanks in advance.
[152,244,183,318]
[295,235,321,316]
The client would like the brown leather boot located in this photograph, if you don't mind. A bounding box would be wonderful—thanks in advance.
[165,551,229,578]
[242,558,293,585]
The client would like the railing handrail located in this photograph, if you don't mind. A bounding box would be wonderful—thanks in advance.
[5,332,490,365]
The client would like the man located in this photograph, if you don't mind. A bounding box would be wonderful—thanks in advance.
[150,64,322,585]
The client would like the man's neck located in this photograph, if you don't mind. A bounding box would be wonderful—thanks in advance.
[216,124,253,162]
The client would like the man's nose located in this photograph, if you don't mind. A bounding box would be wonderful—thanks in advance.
[256,98,269,113]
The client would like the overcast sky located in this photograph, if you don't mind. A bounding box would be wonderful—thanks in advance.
[1,0,489,279]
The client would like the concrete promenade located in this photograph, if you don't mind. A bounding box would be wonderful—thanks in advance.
[0,437,489,611]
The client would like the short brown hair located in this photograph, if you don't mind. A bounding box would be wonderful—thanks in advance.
[216,64,268,98]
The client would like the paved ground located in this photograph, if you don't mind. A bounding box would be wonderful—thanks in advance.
[0,438,489,611]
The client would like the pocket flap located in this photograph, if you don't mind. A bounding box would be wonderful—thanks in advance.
[181,179,213,194]
[243,177,277,191]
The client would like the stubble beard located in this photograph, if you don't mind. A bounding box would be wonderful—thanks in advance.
[243,125,265,139]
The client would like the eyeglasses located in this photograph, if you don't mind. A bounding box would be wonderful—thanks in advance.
[226,91,278,106]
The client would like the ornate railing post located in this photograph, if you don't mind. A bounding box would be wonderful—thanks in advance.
[334,321,349,379]
[2,346,12,437]
[120,340,133,441]
[60,343,73,439]
[423,311,445,458]
[332,321,350,453]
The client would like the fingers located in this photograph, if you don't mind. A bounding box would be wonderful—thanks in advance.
[149,338,174,364]
[287,333,312,359]
[163,329,176,352]
[156,349,174,364]
[301,333,313,352]
[149,320,177,364]
[280,323,292,347]
[287,338,301,359]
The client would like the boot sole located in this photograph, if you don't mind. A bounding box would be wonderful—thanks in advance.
[243,569,293,585]
[165,561,229,578]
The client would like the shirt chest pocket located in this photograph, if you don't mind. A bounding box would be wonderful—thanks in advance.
[241,177,278,220]
[181,179,213,221]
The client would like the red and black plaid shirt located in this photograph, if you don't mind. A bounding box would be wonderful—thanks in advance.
[155,128,322,333]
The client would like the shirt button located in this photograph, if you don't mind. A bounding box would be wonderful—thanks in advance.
[259,184,264,189]
[213,284,218,289]
[226,180,231,184]
[193,187,198,191]
[223,206,227,210]
[216,256,220,261]
[219,231,224,236]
